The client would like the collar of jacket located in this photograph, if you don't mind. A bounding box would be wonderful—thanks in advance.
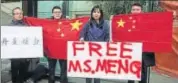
[11,20,25,25]
[90,19,104,28]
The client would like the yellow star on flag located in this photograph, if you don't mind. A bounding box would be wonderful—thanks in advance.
[58,22,62,25]
[117,19,125,28]
[56,28,61,32]
[60,33,65,37]
[70,20,83,31]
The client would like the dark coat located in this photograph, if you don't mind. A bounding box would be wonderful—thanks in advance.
[80,20,110,42]
[142,52,155,67]
[9,20,27,26]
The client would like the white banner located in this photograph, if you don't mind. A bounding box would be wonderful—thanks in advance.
[67,41,142,80]
[1,26,43,59]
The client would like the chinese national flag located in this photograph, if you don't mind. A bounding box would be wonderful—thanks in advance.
[24,17,89,59]
[112,12,173,52]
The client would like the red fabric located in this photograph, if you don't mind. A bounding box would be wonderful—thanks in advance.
[112,12,173,52]
[24,17,89,59]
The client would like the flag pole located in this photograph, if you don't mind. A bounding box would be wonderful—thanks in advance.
[109,15,113,42]
[147,67,151,83]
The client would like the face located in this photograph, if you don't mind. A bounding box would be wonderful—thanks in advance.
[52,9,62,19]
[13,9,23,20]
[92,8,101,20]
[131,6,142,14]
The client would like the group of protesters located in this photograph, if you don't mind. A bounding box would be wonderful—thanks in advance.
[8,2,177,83]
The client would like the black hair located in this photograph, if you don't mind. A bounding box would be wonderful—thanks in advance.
[89,5,104,26]
[131,3,143,9]
[51,6,64,19]
[52,6,62,13]
[12,7,22,15]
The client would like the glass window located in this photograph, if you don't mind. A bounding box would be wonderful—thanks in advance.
[38,1,63,18]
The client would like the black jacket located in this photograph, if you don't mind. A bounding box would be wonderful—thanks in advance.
[142,52,155,67]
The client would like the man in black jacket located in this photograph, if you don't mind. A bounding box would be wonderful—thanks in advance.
[9,7,30,83]
[25,6,68,83]
[127,3,155,83]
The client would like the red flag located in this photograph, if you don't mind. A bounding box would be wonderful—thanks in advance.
[112,12,173,52]
[24,17,89,59]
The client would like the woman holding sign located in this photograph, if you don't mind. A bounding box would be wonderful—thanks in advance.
[79,5,110,83]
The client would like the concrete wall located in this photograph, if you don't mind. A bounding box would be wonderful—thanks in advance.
[1,11,12,26]
[1,2,22,25]
[1,2,22,15]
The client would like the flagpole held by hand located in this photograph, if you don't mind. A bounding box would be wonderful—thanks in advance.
[173,10,177,19]
[109,15,113,42]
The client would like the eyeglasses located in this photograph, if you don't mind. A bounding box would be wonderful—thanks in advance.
[13,13,23,15]
[53,12,62,14]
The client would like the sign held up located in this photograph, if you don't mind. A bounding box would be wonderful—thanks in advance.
[67,41,142,80]
[1,26,43,59]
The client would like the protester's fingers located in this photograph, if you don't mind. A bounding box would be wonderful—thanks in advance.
[173,10,177,19]
[109,40,113,43]
[79,38,84,42]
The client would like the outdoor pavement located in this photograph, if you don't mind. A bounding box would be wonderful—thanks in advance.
[2,59,178,83]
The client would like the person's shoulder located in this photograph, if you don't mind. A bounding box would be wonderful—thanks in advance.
[81,21,90,30]
[84,21,90,26]
[104,20,109,24]
[103,20,109,26]
[47,18,52,19]
[8,21,14,26]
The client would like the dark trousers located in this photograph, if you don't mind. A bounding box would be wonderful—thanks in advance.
[11,59,29,83]
[30,64,48,82]
[86,78,100,83]
[128,61,148,83]
[48,58,68,83]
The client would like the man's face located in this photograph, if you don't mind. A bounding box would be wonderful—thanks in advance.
[52,9,62,19]
[13,9,23,20]
[131,6,142,14]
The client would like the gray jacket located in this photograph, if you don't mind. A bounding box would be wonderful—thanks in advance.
[9,20,27,26]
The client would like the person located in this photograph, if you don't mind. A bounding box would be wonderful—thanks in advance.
[25,63,48,83]
[47,6,68,83]
[79,5,110,83]
[25,6,68,83]
[51,6,64,20]
[127,3,155,83]
[9,7,30,83]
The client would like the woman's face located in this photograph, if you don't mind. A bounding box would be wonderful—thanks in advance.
[92,8,101,20]
[52,9,62,19]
